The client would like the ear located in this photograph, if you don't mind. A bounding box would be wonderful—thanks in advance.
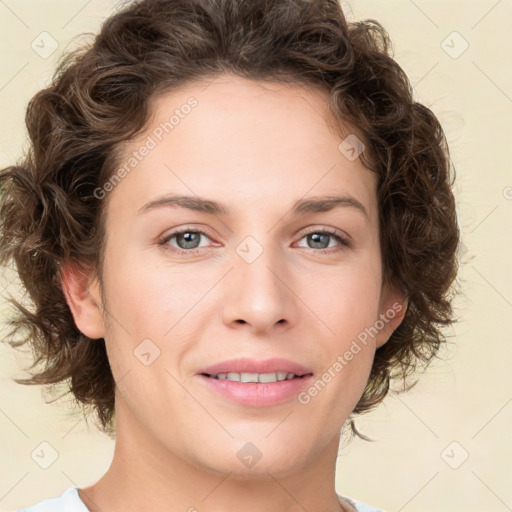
[60,261,105,339]
[374,280,408,349]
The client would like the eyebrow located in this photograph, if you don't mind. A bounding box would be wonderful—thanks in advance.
[137,193,369,220]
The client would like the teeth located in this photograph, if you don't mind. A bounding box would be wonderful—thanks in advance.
[211,372,300,383]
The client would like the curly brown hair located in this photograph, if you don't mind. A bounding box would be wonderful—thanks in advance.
[0,0,460,441]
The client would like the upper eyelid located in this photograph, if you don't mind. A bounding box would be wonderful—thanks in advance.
[162,225,347,238]
[161,226,350,247]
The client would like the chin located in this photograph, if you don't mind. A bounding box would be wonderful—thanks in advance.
[188,435,316,480]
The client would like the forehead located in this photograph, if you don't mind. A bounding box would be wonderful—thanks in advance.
[106,74,378,223]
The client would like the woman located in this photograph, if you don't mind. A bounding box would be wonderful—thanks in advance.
[0,0,460,510]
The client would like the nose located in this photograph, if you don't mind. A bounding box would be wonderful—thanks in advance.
[221,241,297,334]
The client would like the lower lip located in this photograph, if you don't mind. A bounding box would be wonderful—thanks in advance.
[197,374,314,407]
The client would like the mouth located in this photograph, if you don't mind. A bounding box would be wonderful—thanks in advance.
[196,357,314,406]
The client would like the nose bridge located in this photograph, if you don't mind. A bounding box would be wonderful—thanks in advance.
[222,232,294,330]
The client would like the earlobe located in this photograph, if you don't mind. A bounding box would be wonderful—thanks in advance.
[374,283,408,349]
[60,261,105,339]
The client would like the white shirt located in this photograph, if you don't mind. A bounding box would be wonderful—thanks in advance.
[17,487,384,512]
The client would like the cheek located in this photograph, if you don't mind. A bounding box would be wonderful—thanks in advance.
[298,261,381,394]
[102,249,198,335]
[304,262,382,335]
[102,229,383,353]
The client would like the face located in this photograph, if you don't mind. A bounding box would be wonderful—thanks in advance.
[68,74,405,479]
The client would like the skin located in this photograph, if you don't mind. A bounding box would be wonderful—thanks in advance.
[63,74,407,512]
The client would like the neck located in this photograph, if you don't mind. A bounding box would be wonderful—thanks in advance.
[78,400,353,512]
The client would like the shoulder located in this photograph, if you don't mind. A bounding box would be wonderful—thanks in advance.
[16,487,89,512]
[339,494,385,512]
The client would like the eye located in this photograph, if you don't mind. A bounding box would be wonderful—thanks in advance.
[158,226,351,256]
[296,228,351,253]
[159,228,213,254]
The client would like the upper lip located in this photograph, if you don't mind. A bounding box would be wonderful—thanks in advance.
[197,357,313,376]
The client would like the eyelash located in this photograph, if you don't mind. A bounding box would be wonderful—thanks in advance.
[158,226,351,256]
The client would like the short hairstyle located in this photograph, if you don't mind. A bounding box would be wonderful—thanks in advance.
[0,0,460,441]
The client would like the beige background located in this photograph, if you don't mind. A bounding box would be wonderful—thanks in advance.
[1,1,511,511]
